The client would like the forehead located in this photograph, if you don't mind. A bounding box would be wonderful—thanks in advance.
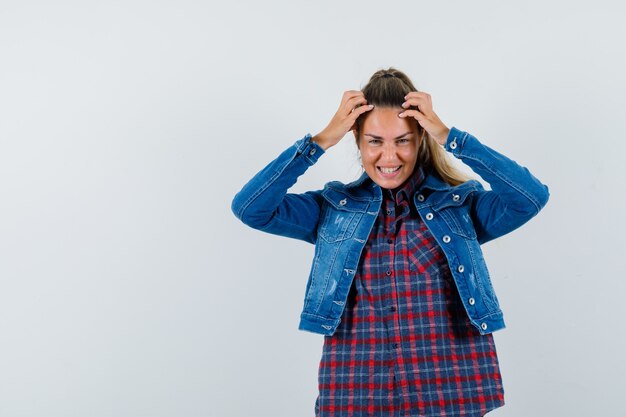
[361,107,415,137]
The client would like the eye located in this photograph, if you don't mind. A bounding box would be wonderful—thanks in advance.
[396,138,411,144]
[368,139,382,145]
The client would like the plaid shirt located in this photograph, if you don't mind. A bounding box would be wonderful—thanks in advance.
[315,167,505,417]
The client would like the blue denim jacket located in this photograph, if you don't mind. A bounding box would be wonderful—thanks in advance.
[231,127,549,336]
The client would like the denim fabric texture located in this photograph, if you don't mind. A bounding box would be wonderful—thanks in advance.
[231,127,550,336]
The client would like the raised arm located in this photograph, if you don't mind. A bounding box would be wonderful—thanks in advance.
[231,90,375,244]
[399,92,549,244]
[443,127,550,244]
[231,134,325,244]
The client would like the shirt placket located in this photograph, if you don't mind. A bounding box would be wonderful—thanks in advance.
[380,190,413,411]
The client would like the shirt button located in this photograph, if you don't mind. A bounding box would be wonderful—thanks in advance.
[416,194,425,202]
[339,198,347,206]
[393,343,399,348]
[387,239,393,244]
[450,139,458,149]
[442,235,451,243]
[390,306,396,312]
[481,322,488,330]
[457,265,465,273]
[425,212,434,220]
[386,270,392,276]
[468,297,475,305]
[452,194,460,202]
[309,148,316,155]
[386,209,392,215]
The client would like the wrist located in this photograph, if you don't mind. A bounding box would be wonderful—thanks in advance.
[434,127,450,146]
[312,134,333,150]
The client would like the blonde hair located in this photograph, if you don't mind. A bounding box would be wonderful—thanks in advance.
[355,67,472,186]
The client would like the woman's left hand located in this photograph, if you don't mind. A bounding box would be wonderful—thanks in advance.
[399,92,450,145]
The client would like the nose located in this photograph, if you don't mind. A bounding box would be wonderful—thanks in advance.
[381,142,398,162]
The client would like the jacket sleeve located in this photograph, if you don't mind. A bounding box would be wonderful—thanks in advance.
[444,127,550,244]
[230,133,325,244]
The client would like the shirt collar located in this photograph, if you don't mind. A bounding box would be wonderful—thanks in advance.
[385,165,426,205]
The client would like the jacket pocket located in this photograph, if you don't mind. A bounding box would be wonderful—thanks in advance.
[437,207,477,240]
[432,190,477,240]
[318,188,368,243]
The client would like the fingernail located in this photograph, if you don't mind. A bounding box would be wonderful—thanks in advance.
[369,104,374,108]
[398,112,404,117]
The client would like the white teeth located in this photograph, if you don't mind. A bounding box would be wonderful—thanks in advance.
[379,166,401,174]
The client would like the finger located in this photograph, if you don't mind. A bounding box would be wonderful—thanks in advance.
[398,109,425,122]
[402,94,426,104]
[341,90,365,106]
[403,100,432,117]
[403,92,431,105]
[347,92,367,105]
[348,105,374,131]
[343,90,363,97]
[404,91,431,100]
[402,95,429,109]
[345,96,369,114]
[350,103,374,118]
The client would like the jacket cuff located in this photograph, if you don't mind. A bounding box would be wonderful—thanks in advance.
[444,126,466,154]
[295,133,325,165]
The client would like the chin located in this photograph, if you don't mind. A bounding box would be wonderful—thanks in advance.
[374,177,408,190]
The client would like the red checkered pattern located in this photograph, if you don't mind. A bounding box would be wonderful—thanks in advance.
[315,167,505,417]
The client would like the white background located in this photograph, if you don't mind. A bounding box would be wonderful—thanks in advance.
[1,1,625,416]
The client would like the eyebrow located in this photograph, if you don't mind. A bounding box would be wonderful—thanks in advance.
[364,131,413,140]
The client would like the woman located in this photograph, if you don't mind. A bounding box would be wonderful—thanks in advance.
[231,68,549,417]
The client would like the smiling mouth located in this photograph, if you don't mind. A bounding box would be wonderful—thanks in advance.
[378,166,402,174]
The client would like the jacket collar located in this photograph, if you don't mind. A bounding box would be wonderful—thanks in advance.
[332,168,479,206]
[420,171,455,191]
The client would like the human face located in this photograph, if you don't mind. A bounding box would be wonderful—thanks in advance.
[357,107,418,190]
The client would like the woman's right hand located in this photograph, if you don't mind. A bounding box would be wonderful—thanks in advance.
[312,91,374,150]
